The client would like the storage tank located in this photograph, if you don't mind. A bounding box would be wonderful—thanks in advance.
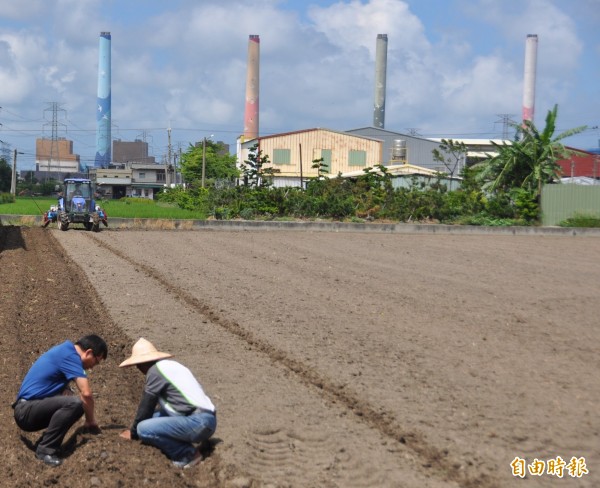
[391,139,407,163]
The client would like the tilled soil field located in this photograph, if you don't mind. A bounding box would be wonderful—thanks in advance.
[0,224,598,488]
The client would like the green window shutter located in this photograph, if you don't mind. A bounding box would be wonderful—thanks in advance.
[321,149,332,173]
[348,150,367,166]
[273,148,291,165]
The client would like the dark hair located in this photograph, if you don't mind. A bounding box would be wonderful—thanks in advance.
[76,334,108,360]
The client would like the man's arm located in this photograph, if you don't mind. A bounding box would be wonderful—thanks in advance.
[120,391,158,440]
[129,391,158,439]
[74,376,98,429]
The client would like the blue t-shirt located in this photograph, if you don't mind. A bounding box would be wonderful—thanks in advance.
[16,341,87,400]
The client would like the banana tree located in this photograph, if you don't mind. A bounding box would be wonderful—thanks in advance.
[477,105,587,199]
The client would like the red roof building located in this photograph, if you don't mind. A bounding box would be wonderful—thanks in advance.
[557,148,600,179]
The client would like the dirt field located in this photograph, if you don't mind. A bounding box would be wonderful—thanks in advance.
[0,224,598,487]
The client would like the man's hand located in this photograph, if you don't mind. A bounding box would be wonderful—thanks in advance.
[83,421,101,435]
[119,429,132,440]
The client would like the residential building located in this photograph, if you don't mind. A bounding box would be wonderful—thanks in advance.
[90,162,168,199]
[91,166,132,199]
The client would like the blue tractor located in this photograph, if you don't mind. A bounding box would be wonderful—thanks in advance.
[43,178,108,231]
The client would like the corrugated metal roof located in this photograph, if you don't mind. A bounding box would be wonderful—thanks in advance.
[428,138,509,145]
[332,163,454,179]
[249,127,381,143]
[348,126,436,143]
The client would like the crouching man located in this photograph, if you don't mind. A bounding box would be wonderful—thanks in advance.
[13,334,108,466]
[119,338,217,469]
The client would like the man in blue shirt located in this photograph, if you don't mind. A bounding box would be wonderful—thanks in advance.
[13,334,108,466]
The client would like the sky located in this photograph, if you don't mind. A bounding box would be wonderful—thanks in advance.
[0,0,599,171]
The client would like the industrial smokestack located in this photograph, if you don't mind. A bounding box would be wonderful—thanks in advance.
[373,34,388,129]
[243,35,260,140]
[95,32,111,168]
[522,34,538,124]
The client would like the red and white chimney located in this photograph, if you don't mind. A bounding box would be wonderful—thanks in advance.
[243,35,260,141]
[522,34,538,124]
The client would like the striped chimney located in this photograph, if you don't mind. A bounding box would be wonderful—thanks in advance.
[243,35,260,140]
[95,32,111,168]
[373,34,388,129]
[522,34,538,124]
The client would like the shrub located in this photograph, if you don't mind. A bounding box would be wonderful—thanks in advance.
[157,186,209,212]
[454,214,530,226]
[559,214,600,228]
[0,192,16,204]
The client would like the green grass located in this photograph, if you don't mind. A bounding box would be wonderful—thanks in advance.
[559,214,600,228]
[0,197,207,220]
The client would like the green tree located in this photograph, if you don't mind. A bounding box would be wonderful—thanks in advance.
[432,138,468,182]
[240,143,277,187]
[0,157,12,193]
[476,105,587,199]
[180,140,238,185]
[311,157,328,180]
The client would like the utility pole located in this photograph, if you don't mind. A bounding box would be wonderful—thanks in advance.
[180,146,183,185]
[299,143,303,189]
[10,149,23,196]
[10,149,17,195]
[167,125,172,187]
[201,138,206,188]
[201,135,214,188]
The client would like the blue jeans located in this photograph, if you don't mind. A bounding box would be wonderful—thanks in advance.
[136,410,216,462]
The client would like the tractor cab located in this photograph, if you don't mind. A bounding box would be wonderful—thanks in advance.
[64,179,94,213]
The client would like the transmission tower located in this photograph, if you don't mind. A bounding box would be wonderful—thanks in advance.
[137,130,148,143]
[495,114,516,140]
[405,128,421,136]
[43,102,67,172]
[0,142,10,162]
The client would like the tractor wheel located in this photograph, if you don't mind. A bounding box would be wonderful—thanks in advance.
[58,213,69,231]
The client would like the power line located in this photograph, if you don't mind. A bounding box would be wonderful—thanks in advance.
[494,114,517,140]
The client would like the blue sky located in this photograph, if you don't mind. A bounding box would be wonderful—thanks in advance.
[0,0,598,170]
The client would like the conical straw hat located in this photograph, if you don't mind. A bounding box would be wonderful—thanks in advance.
[119,338,173,367]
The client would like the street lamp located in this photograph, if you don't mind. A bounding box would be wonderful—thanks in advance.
[201,134,214,188]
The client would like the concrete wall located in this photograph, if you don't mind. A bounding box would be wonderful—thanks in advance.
[3,214,600,236]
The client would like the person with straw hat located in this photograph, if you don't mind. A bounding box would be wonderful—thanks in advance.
[118,338,216,469]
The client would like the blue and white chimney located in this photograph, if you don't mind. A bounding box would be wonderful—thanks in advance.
[95,32,111,168]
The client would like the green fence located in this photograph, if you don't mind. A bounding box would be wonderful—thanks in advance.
[541,184,600,226]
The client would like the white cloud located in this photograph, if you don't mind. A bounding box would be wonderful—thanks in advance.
[309,0,427,55]
[0,33,48,103]
[0,0,46,20]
